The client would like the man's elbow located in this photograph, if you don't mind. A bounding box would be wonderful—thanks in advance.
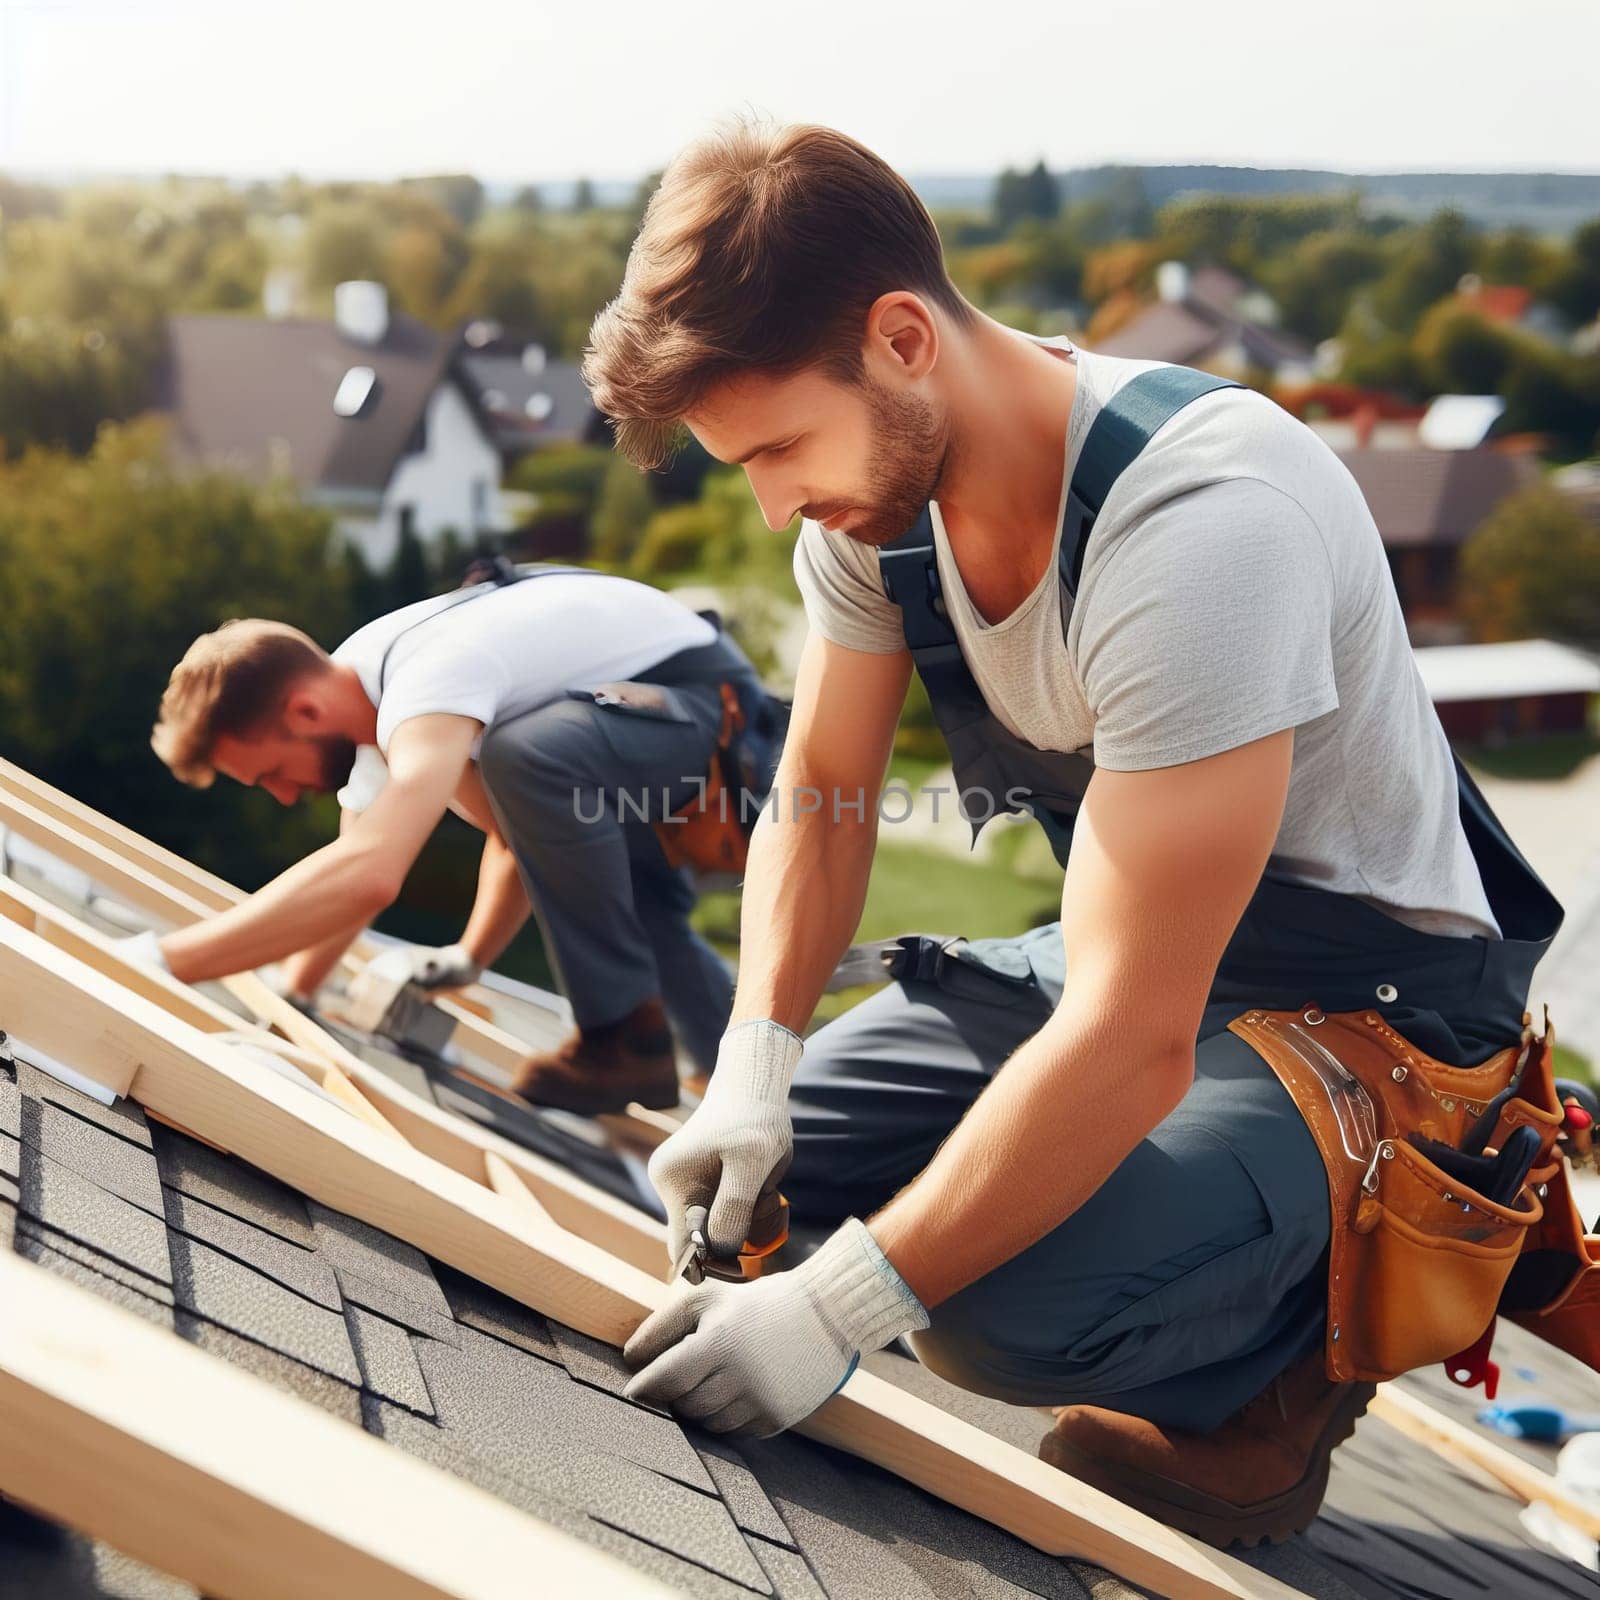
[349,858,406,918]
[1149,1042,1196,1121]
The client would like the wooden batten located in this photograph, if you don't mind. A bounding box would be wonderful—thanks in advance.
[0,911,1298,1600]
[1371,1384,1600,1539]
[0,1250,676,1600]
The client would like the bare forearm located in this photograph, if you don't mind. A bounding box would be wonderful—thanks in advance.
[869,999,1193,1309]
[729,779,879,1033]
[459,833,531,969]
[281,920,367,1000]
[161,840,399,984]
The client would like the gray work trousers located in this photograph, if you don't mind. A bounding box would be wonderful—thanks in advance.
[477,637,762,1074]
[784,921,1502,1433]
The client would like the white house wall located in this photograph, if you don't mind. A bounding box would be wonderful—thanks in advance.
[367,382,503,570]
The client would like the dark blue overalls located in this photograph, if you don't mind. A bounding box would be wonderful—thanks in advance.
[782,367,1567,1429]
[374,564,783,1074]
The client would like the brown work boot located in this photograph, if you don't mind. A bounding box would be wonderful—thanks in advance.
[1039,1350,1376,1548]
[510,998,679,1115]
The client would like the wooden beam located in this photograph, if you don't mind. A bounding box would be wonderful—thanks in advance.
[0,874,240,1038]
[341,1063,670,1279]
[0,786,212,926]
[0,1249,675,1600]
[485,1150,560,1234]
[0,917,1301,1600]
[0,875,405,1148]
[1371,1384,1600,1540]
[0,773,676,1148]
[0,756,239,913]
[1,868,669,1276]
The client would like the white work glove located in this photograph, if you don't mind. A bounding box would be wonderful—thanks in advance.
[399,942,482,991]
[257,963,318,1013]
[622,1217,929,1436]
[115,930,169,972]
[647,1019,803,1267]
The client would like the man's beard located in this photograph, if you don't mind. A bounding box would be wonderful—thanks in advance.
[833,379,952,550]
[313,735,358,792]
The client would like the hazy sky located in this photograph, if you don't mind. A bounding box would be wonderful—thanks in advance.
[2,0,1594,183]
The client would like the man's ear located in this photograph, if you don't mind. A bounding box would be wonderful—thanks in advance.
[280,686,324,736]
[866,292,938,382]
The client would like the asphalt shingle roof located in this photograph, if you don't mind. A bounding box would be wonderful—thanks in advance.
[2,933,1596,1597]
[153,312,476,496]
[0,1035,1124,1600]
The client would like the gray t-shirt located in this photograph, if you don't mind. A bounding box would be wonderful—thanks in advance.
[793,333,1501,940]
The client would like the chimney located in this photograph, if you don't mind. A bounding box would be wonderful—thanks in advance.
[1155,260,1189,304]
[262,267,302,320]
[335,280,389,345]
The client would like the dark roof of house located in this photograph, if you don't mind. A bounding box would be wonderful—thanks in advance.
[1089,279,1313,373]
[460,350,604,454]
[1337,447,1542,547]
[152,312,476,496]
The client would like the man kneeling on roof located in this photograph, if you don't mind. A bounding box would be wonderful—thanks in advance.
[132,564,784,1114]
[593,119,1568,1548]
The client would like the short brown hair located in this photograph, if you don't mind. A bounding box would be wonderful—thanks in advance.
[151,619,330,787]
[584,116,976,470]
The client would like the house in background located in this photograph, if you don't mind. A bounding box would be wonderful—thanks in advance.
[1414,637,1600,742]
[153,282,503,571]
[1337,445,1540,640]
[458,321,607,468]
[1087,261,1317,385]
[1453,273,1576,350]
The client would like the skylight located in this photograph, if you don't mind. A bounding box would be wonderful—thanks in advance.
[333,366,377,418]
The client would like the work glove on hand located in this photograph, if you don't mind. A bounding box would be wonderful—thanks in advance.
[400,942,482,991]
[647,1019,803,1268]
[257,963,318,1014]
[115,930,169,972]
[622,1216,929,1436]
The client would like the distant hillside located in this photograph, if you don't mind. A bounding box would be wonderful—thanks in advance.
[525,167,1600,236]
[917,166,1600,234]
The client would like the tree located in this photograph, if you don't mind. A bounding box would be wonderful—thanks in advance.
[1370,207,1475,331]
[1266,230,1387,343]
[572,177,597,213]
[387,518,433,608]
[303,201,387,292]
[398,174,484,230]
[1459,483,1600,648]
[993,160,1059,231]
[1413,302,1512,395]
[0,418,360,883]
[591,454,656,565]
[1538,216,1600,326]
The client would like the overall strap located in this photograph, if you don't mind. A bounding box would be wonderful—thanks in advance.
[375,562,600,696]
[1059,364,1243,600]
[877,506,990,733]
[877,364,1243,728]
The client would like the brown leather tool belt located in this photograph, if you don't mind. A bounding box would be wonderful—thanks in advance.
[1229,1002,1592,1383]
[652,681,751,877]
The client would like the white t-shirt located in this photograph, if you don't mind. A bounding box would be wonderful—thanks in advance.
[331,573,716,812]
[793,333,1502,941]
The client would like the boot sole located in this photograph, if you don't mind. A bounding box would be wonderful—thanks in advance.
[514,1078,681,1116]
[1041,1382,1375,1550]
[452,1064,680,1118]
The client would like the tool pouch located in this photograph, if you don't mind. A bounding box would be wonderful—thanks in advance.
[1229,1003,1560,1383]
[653,682,752,877]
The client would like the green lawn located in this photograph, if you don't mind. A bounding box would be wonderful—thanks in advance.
[693,834,1063,1029]
[1456,731,1600,781]
[1554,1041,1596,1086]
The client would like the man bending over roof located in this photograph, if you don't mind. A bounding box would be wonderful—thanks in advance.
[133,568,782,1113]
